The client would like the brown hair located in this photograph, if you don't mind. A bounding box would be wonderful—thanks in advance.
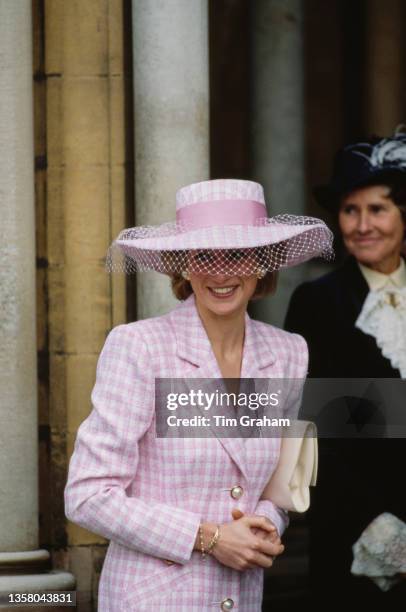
[170,271,278,301]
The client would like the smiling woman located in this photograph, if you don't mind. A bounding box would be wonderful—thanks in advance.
[65,179,333,612]
[286,134,406,377]
[339,181,406,274]
[285,133,406,608]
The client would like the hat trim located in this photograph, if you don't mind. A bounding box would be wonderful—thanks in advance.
[114,215,331,250]
[176,198,267,228]
[107,214,335,274]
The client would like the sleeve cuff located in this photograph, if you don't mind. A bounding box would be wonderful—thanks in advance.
[255,499,289,537]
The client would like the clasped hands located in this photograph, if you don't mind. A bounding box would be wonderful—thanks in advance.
[195,508,284,572]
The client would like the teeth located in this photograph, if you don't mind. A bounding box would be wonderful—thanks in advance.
[210,287,235,294]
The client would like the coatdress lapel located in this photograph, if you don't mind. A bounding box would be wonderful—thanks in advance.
[169,294,277,480]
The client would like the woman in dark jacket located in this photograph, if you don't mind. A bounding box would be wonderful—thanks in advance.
[285,133,406,608]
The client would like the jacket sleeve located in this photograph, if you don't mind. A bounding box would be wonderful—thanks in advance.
[64,325,201,565]
[254,500,290,537]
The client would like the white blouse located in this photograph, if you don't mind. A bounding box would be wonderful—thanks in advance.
[355,259,406,377]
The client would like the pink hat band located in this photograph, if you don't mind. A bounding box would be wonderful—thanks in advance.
[176,199,267,229]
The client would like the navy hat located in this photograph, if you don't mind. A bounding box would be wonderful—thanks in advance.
[314,132,406,210]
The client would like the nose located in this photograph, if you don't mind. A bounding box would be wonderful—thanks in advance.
[210,272,233,282]
[357,211,372,233]
[206,252,234,279]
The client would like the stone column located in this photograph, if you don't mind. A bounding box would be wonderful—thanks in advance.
[251,0,306,327]
[365,0,404,135]
[132,0,209,318]
[43,1,129,607]
[0,0,74,594]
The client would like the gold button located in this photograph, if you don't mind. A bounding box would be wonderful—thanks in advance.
[221,598,234,611]
[230,485,243,500]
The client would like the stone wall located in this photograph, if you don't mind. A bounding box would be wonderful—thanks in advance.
[33,1,132,608]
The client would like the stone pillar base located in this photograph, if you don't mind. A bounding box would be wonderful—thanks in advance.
[0,551,75,610]
[0,569,75,590]
[0,550,51,573]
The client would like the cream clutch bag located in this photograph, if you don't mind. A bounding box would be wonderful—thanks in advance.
[261,421,318,513]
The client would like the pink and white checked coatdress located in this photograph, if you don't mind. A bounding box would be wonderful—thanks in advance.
[64,294,308,611]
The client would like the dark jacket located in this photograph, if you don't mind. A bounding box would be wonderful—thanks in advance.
[285,257,405,607]
[285,256,400,378]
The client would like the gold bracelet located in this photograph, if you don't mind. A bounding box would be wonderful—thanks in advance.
[206,524,220,554]
[199,524,206,558]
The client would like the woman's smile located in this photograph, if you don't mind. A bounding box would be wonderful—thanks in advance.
[207,284,239,298]
[188,271,258,318]
[352,236,380,246]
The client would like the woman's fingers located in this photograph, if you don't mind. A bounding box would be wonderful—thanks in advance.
[211,515,285,572]
[240,548,279,570]
[250,551,276,569]
[231,509,281,543]
[231,509,277,535]
[244,514,277,533]
[255,528,281,546]
[257,537,284,557]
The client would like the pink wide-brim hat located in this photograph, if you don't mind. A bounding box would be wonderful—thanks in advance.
[107,179,334,275]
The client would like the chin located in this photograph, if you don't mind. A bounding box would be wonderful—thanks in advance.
[355,253,382,267]
[208,302,241,316]
[204,296,244,316]
[350,247,384,268]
